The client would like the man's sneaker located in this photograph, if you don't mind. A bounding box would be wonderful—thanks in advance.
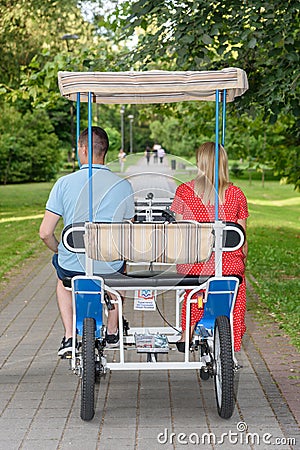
[58,336,73,357]
[105,329,119,348]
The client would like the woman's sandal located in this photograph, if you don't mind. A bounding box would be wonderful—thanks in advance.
[175,341,186,353]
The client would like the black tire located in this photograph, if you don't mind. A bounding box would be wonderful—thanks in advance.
[81,317,96,421]
[214,315,234,419]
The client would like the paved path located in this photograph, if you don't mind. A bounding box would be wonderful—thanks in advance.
[124,156,177,200]
[0,158,299,450]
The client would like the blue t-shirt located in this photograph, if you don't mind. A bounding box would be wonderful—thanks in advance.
[46,164,135,273]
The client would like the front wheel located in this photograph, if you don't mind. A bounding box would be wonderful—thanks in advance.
[214,315,234,419]
[81,317,96,421]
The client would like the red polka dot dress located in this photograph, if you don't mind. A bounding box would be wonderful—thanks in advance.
[170,181,249,351]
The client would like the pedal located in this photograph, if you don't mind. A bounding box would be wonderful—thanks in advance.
[61,351,72,360]
[104,292,115,311]
[194,323,211,338]
[123,316,130,335]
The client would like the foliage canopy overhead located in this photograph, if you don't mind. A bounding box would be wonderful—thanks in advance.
[0,0,299,188]
[116,0,299,124]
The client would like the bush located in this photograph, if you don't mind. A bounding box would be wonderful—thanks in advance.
[0,105,62,183]
[230,163,244,178]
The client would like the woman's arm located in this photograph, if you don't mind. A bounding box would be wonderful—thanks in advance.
[237,218,248,261]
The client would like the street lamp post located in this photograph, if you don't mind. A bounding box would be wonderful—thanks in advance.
[120,106,125,151]
[128,114,134,153]
[61,34,79,51]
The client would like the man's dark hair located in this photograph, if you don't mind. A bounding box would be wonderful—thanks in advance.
[78,126,109,159]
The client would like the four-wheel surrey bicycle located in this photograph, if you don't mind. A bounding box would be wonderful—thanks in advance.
[57,68,248,421]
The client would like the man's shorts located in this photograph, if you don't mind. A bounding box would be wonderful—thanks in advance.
[52,254,125,281]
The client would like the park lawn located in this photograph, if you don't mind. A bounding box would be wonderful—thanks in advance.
[0,182,54,283]
[235,180,300,349]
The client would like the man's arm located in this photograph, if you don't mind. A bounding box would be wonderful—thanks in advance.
[39,210,61,253]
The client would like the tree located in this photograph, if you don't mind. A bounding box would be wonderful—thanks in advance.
[113,0,299,188]
[0,1,126,177]
[147,102,214,157]
[0,105,61,183]
[0,0,88,92]
[116,1,299,120]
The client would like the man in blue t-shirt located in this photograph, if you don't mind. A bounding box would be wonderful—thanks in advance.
[40,127,135,356]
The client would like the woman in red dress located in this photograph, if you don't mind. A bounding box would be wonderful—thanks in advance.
[170,142,249,352]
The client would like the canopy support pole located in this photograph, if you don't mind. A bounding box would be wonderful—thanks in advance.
[88,92,93,222]
[76,93,81,167]
[214,90,223,277]
[222,89,227,147]
[86,92,93,276]
[215,90,220,219]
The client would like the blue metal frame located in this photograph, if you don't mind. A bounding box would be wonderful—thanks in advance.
[83,88,227,249]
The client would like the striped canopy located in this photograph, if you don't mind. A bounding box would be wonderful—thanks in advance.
[58,68,248,104]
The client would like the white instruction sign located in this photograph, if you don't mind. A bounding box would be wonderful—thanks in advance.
[134,289,156,311]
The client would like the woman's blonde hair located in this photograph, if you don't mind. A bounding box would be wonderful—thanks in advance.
[194,142,230,205]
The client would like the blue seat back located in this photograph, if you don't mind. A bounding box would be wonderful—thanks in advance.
[199,277,239,332]
[72,276,103,338]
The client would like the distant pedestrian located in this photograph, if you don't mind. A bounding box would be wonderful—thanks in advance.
[145,146,151,165]
[157,146,165,163]
[152,144,159,163]
[118,149,126,172]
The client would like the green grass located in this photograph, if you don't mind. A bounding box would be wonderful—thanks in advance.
[0,182,54,283]
[235,180,300,349]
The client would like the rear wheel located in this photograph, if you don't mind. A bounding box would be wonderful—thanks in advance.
[81,317,96,421]
[214,316,234,419]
